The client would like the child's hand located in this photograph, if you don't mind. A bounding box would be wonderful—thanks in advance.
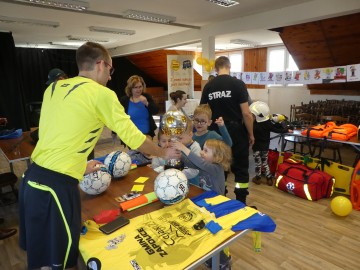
[173,140,185,151]
[215,117,224,126]
[164,147,181,160]
[172,140,190,156]
[179,133,192,145]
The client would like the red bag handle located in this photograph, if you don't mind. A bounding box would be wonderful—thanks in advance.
[282,166,309,182]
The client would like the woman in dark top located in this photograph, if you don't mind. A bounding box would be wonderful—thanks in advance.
[120,75,158,138]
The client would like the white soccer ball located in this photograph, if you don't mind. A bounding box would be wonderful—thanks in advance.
[104,151,132,178]
[80,164,111,195]
[154,169,189,205]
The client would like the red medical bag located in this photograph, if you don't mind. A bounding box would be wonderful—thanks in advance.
[275,159,335,201]
[267,149,280,175]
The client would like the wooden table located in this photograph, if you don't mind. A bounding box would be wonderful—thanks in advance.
[0,131,35,173]
[80,166,249,270]
[80,165,204,220]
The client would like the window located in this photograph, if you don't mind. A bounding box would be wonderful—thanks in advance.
[287,54,298,71]
[268,48,285,72]
[267,46,300,86]
[229,53,243,72]
[215,51,244,73]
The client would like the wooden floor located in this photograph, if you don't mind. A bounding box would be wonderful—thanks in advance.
[1,128,359,270]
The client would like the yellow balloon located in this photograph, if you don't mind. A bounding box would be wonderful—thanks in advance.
[196,57,203,65]
[210,59,215,69]
[202,58,209,67]
[205,64,211,72]
[331,196,352,217]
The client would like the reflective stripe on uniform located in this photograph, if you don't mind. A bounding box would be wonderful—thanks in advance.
[235,182,249,189]
[28,180,72,270]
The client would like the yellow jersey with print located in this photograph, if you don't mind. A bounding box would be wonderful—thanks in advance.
[80,199,236,270]
[79,196,268,270]
[32,76,146,180]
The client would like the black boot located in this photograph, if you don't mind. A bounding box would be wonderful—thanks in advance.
[234,188,249,206]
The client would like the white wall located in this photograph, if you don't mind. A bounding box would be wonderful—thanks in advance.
[193,87,359,118]
[249,86,360,117]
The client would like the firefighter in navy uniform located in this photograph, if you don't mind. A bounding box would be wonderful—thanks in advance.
[200,56,254,205]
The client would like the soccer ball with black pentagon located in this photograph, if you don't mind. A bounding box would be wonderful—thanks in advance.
[80,164,111,195]
[154,169,189,205]
[104,151,132,178]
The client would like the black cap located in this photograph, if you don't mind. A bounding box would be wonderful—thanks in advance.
[46,68,67,85]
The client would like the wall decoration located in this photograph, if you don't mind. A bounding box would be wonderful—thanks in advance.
[167,55,194,98]
[347,64,360,82]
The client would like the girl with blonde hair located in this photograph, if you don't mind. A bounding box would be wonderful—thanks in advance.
[174,138,231,195]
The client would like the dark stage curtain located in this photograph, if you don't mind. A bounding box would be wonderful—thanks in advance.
[15,48,78,129]
[15,48,163,104]
[16,48,78,103]
[0,32,27,130]
[1,40,164,129]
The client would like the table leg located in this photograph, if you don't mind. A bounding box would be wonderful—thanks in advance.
[9,162,14,173]
[280,134,285,152]
[211,252,220,270]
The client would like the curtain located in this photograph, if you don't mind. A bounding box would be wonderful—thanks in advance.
[0,32,27,130]
[0,39,164,129]
[16,47,78,103]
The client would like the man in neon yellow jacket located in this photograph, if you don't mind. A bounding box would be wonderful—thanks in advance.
[19,42,177,270]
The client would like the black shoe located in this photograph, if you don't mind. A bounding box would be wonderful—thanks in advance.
[235,189,248,205]
[204,251,232,269]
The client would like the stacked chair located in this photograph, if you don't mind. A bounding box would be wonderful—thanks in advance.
[284,113,316,155]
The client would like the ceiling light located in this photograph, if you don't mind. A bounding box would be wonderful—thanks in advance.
[13,0,89,11]
[206,0,239,7]
[49,41,82,47]
[230,39,259,47]
[0,16,59,27]
[89,26,135,35]
[122,9,176,24]
[67,35,108,43]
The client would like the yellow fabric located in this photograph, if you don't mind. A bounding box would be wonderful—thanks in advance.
[216,206,258,228]
[80,198,256,270]
[205,195,231,205]
[32,77,146,180]
[203,194,258,228]
[252,231,262,252]
[80,199,233,269]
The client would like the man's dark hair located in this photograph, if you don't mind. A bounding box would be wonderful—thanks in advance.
[76,42,111,71]
[215,56,231,71]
